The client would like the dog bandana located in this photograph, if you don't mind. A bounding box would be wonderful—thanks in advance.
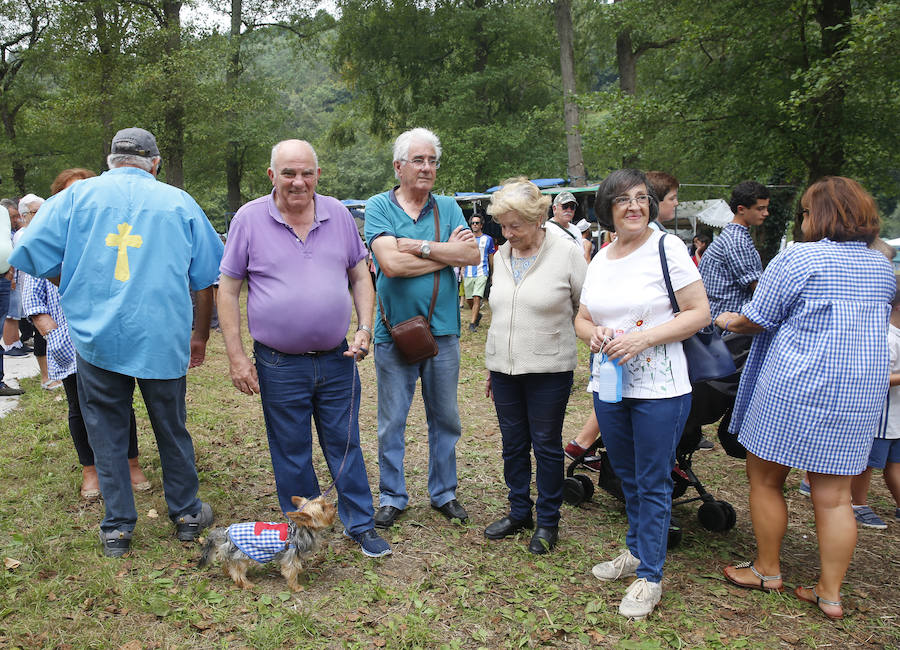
[227,522,291,563]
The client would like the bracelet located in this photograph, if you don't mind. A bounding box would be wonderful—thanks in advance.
[357,325,373,336]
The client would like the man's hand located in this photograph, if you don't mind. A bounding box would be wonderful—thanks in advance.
[189,336,207,368]
[449,225,474,243]
[229,352,260,395]
[31,313,58,337]
[395,238,423,255]
[345,329,371,361]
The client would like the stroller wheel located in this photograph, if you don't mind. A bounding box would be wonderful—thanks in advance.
[575,474,594,501]
[667,520,683,549]
[698,500,733,532]
[563,476,586,505]
[721,501,736,530]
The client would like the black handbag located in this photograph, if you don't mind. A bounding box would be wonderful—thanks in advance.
[658,235,737,383]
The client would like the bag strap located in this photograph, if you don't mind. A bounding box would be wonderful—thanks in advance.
[548,219,578,241]
[377,197,442,330]
[658,233,681,314]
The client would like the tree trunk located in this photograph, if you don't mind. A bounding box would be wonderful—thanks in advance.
[554,0,586,186]
[806,0,851,184]
[160,0,185,188]
[225,0,243,215]
[94,2,118,170]
[616,30,638,167]
[616,30,637,96]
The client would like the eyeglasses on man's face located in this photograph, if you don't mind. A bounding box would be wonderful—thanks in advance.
[402,156,440,169]
[612,194,651,207]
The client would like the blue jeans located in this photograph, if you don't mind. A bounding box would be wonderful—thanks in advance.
[76,353,202,533]
[373,336,462,509]
[490,371,572,527]
[254,340,375,535]
[593,393,691,582]
[0,277,8,383]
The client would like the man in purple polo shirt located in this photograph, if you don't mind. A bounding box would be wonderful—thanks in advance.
[217,139,390,558]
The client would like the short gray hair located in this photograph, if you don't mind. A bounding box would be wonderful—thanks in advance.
[18,193,44,215]
[0,198,17,212]
[270,140,319,172]
[392,128,441,179]
[107,153,158,172]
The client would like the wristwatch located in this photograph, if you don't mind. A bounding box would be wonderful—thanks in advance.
[357,324,373,336]
[419,240,431,259]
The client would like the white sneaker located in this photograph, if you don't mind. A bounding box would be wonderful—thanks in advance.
[592,549,640,581]
[618,578,662,619]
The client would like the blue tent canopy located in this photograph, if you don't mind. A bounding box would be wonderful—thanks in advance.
[341,199,367,209]
[484,178,566,193]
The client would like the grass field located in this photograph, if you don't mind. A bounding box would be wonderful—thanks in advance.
[1,307,898,649]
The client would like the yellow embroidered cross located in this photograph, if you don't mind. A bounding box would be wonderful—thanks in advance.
[105,222,142,282]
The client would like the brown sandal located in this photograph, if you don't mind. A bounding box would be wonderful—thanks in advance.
[723,561,784,593]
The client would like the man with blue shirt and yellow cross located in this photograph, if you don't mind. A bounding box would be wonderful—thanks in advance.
[10,127,224,557]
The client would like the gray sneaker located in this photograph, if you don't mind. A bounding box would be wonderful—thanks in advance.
[618,578,662,619]
[853,505,887,530]
[174,501,214,541]
[592,549,641,581]
[99,529,132,558]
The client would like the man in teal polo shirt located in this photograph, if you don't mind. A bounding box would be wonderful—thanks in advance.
[365,128,479,528]
[10,127,223,557]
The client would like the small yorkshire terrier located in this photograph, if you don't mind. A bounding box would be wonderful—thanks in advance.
[200,496,337,591]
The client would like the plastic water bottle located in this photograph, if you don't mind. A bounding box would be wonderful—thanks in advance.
[593,353,622,403]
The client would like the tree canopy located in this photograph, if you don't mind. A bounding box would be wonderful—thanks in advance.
[0,0,897,236]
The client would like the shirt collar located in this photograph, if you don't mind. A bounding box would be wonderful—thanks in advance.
[266,189,327,226]
[104,166,155,179]
[389,186,434,220]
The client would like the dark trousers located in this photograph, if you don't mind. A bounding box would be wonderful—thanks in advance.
[62,373,139,467]
[0,278,8,383]
[76,353,201,532]
[254,340,376,535]
[489,370,573,528]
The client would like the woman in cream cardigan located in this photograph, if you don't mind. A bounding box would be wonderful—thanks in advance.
[483,177,587,554]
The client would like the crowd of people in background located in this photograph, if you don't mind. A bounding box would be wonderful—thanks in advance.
[2,125,899,623]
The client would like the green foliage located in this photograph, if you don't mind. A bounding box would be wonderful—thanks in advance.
[333,0,568,191]
[578,0,900,211]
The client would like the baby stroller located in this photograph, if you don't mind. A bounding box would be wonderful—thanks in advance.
[563,333,751,548]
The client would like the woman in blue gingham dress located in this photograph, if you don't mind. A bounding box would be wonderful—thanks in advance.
[713,177,894,621]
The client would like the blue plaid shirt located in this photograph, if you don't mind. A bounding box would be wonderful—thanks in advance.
[698,223,762,319]
[22,274,76,380]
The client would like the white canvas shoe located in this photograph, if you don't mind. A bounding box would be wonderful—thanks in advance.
[618,578,662,619]
[592,549,641,581]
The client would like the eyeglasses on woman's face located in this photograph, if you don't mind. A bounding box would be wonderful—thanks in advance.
[612,194,651,207]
